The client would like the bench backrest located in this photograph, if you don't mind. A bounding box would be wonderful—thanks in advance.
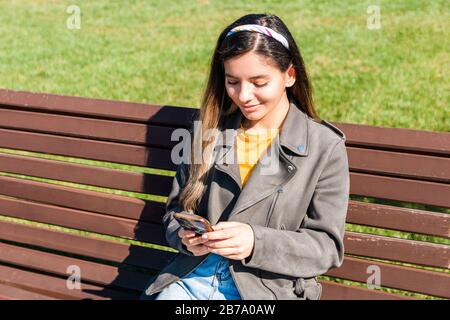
[0,89,448,300]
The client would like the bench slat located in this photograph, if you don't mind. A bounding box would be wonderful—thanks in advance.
[0,175,165,224]
[0,242,151,293]
[0,108,184,148]
[0,264,138,300]
[0,283,57,300]
[350,172,450,208]
[0,195,166,245]
[336,122,450,156]
[345,232,449,269]
[347,147,450,183]
[346,200,449,239]
[0,220,175,271]
[0,152,173,196]
[0,88,197,126]
[0,128,176,170]
[319,280,417,300]
[324,256,450,298]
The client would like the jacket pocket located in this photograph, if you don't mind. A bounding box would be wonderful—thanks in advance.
[294,277,322,300]
[259,270,298,300]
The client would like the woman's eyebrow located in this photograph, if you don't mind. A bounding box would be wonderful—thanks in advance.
[225,73,270,80]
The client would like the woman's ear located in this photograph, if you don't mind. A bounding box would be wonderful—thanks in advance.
[285,64,296,88]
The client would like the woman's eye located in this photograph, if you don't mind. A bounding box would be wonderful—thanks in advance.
[255,83,268,87]
[227,81,238,85]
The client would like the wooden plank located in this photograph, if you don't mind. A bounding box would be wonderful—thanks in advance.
[0,242,151,292]
[324,256,450,298]
[0,195,167,246]
[335,122,450,156]
[0,175,166,224]
[0,220,175,270]
[347,147,450,183]
[0,264,139,300]
[0,152,173,196]
[346,200,449,238]
[0,128,176,170]
[0,108,184,148]
[350,172,450,208]
[344,232,449,269]
[319,279,418,300]
[0,88,197,126]
[0,283,57,300]
[0,195,166,244]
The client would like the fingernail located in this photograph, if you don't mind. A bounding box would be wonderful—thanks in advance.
[202,234,208,240]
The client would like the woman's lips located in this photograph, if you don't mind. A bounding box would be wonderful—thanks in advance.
[242,103,260,111]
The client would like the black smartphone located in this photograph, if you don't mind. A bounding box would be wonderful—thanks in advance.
[174,212,214,235]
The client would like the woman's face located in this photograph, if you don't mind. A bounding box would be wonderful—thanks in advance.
[224,51,295,129]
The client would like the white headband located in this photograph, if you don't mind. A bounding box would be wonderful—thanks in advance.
[225,24,290,50]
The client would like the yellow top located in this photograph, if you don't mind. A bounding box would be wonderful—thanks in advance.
[236,123,279,186]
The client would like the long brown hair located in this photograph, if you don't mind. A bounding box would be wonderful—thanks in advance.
[179,13,319,213]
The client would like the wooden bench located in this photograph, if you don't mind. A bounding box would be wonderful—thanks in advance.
[0,88,448,300]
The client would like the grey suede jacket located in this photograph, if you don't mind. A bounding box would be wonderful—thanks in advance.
[143,99,350,300]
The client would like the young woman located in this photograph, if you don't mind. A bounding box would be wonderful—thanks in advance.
[141,13,349,300]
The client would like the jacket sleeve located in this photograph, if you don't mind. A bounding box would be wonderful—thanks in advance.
[241,139,350,278]
[163,161,195,256]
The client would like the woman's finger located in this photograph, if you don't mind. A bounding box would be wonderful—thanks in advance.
[190,244,210,256]
[203,238,239,249]
[186,235,208,246]
[178,228,196,239]
[206,247,240,256]
[202,228,233,241]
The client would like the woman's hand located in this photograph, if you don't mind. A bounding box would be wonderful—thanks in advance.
[178,228,209,256]
[201,221,255,260]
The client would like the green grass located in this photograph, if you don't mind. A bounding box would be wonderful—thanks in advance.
[0,0,448,131]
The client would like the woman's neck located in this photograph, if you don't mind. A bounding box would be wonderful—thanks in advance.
[241,95,290,133]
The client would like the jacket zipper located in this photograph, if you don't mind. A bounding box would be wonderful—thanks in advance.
[258,186,284,300]
[264,186,283,227]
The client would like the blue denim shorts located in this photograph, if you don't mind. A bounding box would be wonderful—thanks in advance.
[154,253,241,300]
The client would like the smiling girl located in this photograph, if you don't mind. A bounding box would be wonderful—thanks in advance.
[142,13,349,300]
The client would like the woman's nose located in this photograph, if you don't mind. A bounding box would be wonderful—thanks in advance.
[238,83,254,103]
